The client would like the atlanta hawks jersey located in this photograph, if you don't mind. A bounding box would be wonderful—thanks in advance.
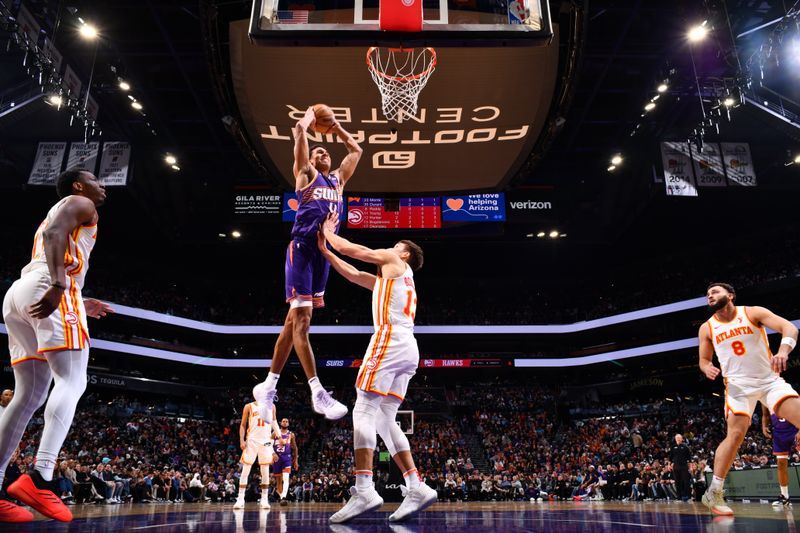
[24,198,98,291]
[246,402,272,444]
[708,306,774,381]
[372,265,416,331]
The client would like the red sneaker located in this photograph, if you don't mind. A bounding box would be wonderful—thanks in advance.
[7,472,72,522]
[0,499,34,523]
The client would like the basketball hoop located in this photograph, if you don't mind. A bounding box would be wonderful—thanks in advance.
[366,47,437,122]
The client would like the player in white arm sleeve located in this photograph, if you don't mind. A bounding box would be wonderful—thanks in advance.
[319,214,437,524]
[698,282,799,516]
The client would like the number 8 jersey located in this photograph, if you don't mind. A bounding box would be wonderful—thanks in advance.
[707,306,774,381]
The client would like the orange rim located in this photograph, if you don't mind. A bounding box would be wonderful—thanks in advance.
[366,47,437,82]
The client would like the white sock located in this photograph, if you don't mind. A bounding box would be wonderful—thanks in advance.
[265,372,280,391]
[710,476,724,491]
[781,485,789,498]
[355,470,373,494]
[403,468,421,490]
[35,458,57,482]
[281,472,290,498]
[308,376,324,395]
[238,484,247,500]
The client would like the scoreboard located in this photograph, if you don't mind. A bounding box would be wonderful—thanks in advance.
[347,197,441,229]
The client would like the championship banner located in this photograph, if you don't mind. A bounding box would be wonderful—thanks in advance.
[720,142,757,186]
[98,142,131,186]
[86,93,100,121]
[44,39,63,73]
[660,141,698,197]
[690,143,726,187]
[63,65,82,98]
[28,142,66,185]
[442,193,506,222]
[66,142,100,173]
[16,4,40,44]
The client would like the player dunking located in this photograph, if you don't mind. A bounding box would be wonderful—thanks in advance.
[318,215,438,523]
[272,417,298,505]
[699,282,800,515]
[255,106,363,421]
[0,170,112,523]
[761,402,799,507]
[235,394,280,509]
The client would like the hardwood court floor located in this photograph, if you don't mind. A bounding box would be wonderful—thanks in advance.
[0,500,797,532]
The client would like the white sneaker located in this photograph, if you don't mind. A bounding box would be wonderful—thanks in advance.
[702,488,733,516]
[253,383,277,412]
[389,483,438,522]
[329,486,384,523]
[233,497,245,509]
[260,497,271,509]
[312,389,348,420]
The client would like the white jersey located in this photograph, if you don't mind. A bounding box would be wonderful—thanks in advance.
[371,264,416,332]
[708,306,775,381]
[246,402,272,443]
[23,198,98,291]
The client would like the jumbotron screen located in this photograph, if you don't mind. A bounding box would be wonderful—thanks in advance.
[346,197,441,229]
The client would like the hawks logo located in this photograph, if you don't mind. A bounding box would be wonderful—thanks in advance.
[64,311,79,325]
[365,358,378,370]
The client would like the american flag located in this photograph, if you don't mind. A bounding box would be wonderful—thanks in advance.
[276,10,309,24]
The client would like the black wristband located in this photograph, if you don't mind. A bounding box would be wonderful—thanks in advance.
[51,282,66,290]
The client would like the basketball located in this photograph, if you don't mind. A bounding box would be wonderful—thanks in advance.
[312,104,336,133]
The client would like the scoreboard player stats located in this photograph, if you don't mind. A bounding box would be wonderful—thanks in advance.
[347,197,441,229]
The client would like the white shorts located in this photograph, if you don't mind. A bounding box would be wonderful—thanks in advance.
[724,376,799,418]
[240,439,276,466]
[356,327,419,401]
[2,269,88,365]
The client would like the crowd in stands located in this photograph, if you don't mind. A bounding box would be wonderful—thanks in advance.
[1,379,797,507]
[2,226,800,327]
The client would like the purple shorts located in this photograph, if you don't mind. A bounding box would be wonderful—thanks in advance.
[774,431,799,456]
[285,238,330,308]
[272,455,292,475]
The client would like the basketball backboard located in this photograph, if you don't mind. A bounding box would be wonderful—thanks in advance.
[249,0,552,46]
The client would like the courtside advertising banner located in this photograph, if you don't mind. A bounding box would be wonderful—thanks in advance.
[233,190,282,216]
[28,142,67,185]
[690,142,726,187]
[720,142,757,186]
[66,142,100,174]
[660,141,698,197]
[442,193,506,222]
[98,142,131,186]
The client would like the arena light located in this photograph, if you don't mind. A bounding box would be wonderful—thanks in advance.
[218,233,227,238]
[47,95,63,107]
[231,230,242,238]
[536,231,545,238]
[688,23,708,42]
[78,23,98,40]
[610,154,623,165]
[607,165,616,172]
[657,83,668,93]
[795,154,800,164]
[170,164,181,171]
[548,230,559,238]
[131,101,143,110]
[119,80,131,91]
[723,97,735,107]
[644,102,656,112]
[650,95,660,102]
[164,154,177,165]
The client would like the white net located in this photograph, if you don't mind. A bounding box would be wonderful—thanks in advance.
[366,47,437,123]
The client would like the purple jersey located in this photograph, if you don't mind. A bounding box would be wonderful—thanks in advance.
[272,432,294,474]
[274,432,293,460]
[291,173,343,240]
[771,414,799,456]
